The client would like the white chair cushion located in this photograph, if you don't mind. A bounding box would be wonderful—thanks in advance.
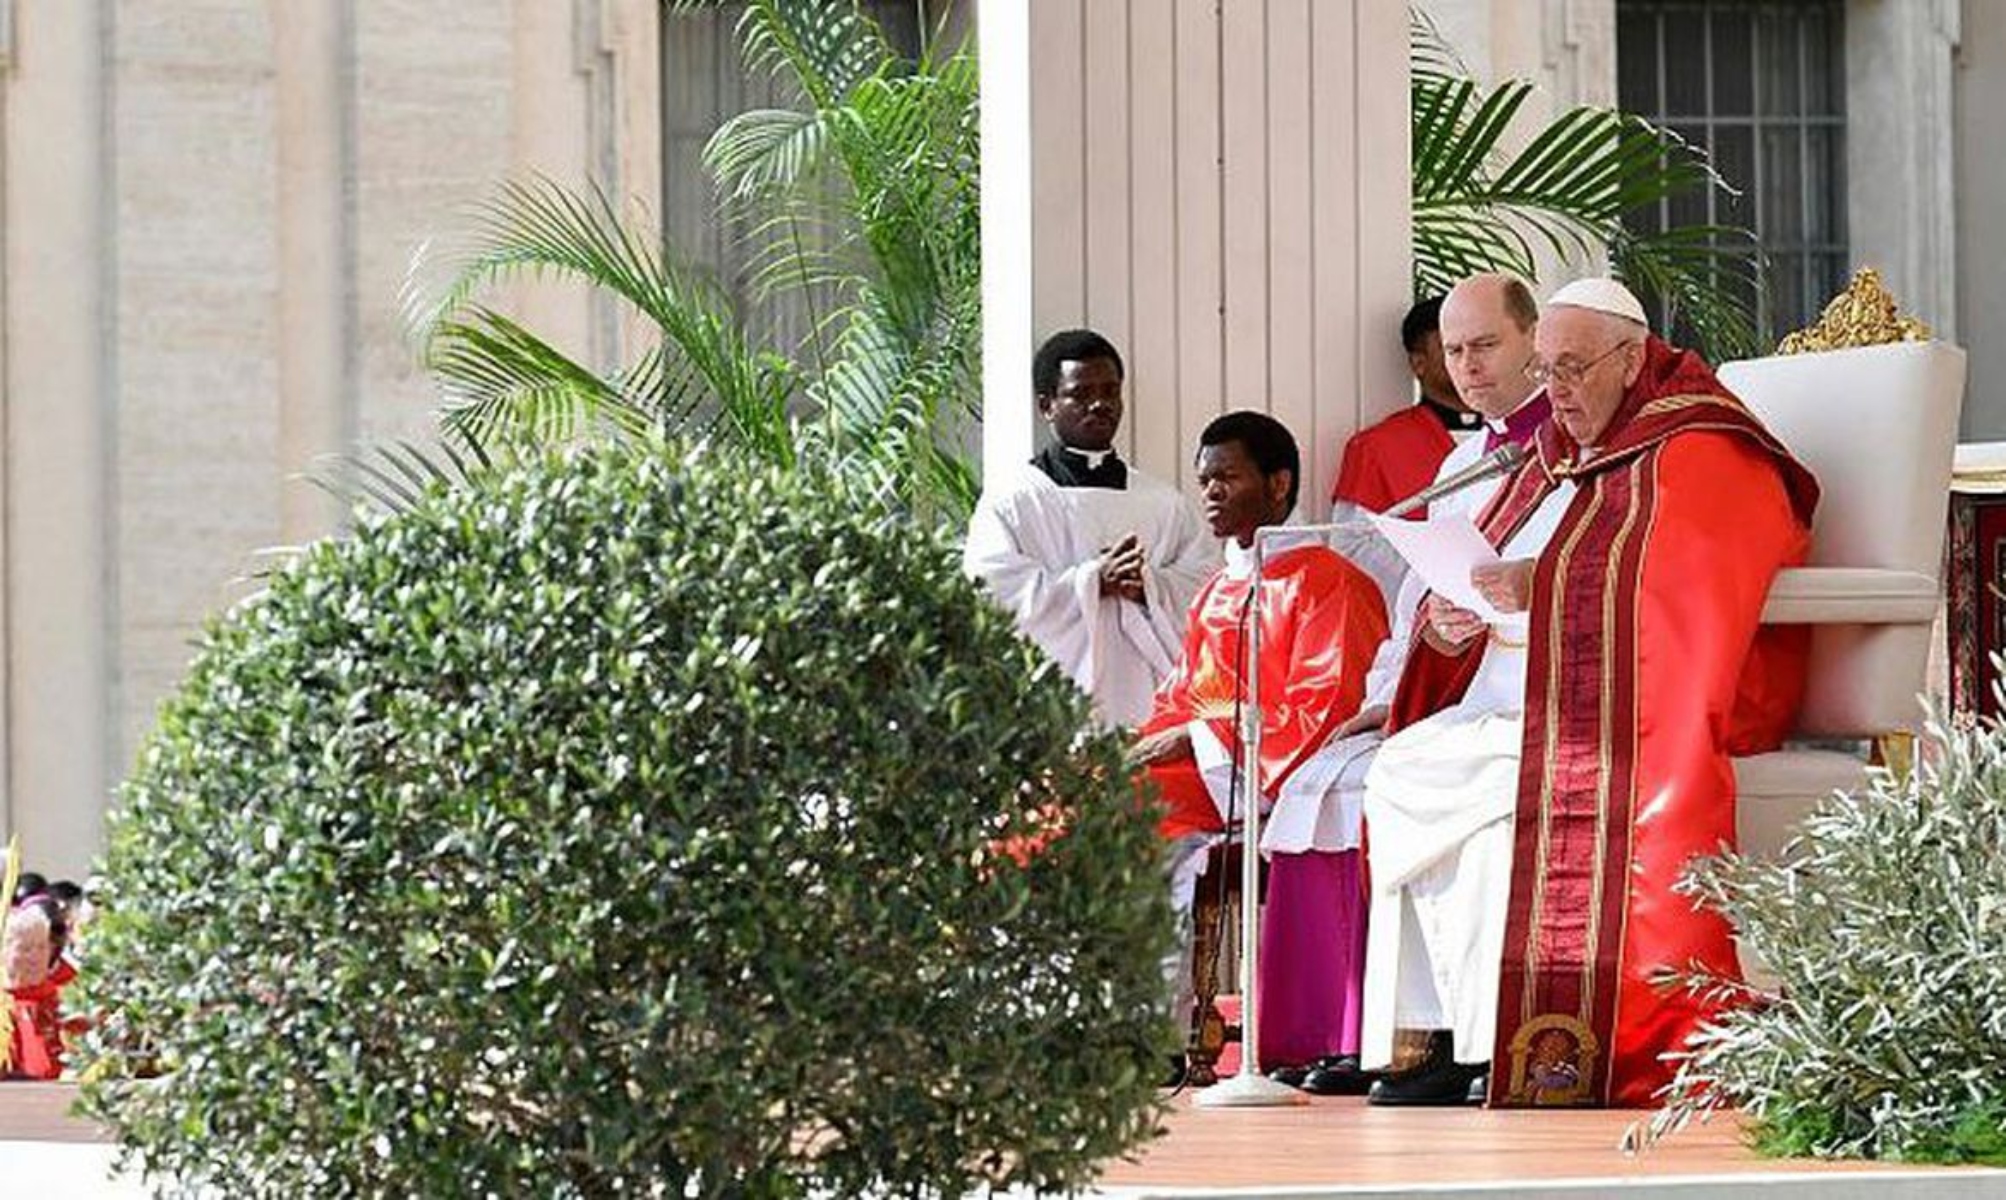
[1722,342,1964,740]
[1721,342,1963,577]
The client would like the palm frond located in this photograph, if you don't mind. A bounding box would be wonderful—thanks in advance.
[1408,11,1760,360]
[411,176,805,459]
[1410,7,1472,85]
[1612,225,1768,361]
[429,306,652,448]
[308,437,498,517]
[400,6,981,531]
[708,105,844,204]
[705,0,893,109]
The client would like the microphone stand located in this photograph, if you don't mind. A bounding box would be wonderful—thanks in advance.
[1197,522,1347,1109]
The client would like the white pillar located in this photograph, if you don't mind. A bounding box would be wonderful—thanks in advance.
[1957,0,2006,438]
[979,0,1409,504]
[2,0,115,876]
[978,0,1036,486]
[1847,0,1960,339]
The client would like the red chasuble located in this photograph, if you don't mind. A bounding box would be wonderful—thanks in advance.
[1332,406,1456,513]
[1388,338,1818,1107]
[5,980,61,1080]
[1141,543,1389,840]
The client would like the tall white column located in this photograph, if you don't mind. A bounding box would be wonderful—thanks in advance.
[1957,0,2006,438]
[1848,0,1960,339]
[980,0,1409,503]
[3,0,115,876]
[978,0,1035,484]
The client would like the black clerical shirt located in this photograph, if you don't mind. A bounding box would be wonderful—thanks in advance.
[1032,444,1129,490]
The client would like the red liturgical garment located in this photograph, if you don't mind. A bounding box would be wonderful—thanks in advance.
[1332,406,1456,514]
[1142,542,1388,840]
[1388,338,1818,1107]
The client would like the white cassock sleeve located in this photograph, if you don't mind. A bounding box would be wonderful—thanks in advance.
[1327,498,1410,615]
[963,475,1211,726]
[1130,486,1216,668]
[962,487,1105,678]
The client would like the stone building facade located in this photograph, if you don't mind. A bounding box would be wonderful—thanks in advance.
[0,0,1413,875]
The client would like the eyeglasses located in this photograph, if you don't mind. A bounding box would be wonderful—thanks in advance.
[1523,341,1632,387]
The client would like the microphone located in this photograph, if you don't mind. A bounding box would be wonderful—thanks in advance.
[1383,441,1528,519]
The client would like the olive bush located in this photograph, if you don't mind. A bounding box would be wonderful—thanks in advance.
[1649,704,2006,1165]
[80,447,1173,1197]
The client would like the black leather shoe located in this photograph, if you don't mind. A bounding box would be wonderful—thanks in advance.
[1366,1058,1488,1106]
[1465,1070,1489,1105]
[1266,1062,1312,1088]
[1300,1054,1373,1096]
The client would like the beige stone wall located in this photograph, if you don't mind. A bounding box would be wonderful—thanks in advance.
[0,0,1405,877]
[0,0,661,876]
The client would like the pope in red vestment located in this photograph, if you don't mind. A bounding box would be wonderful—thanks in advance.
[1381,286,1817,1108]
[1133,412,1388,1075]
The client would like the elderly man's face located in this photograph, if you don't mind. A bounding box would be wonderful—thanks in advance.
[1439,284,1537,420]
[1533,307,1644,447]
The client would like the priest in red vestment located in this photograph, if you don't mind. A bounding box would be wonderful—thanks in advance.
[1363,278,1817,1108]
[1132,411,1389,1083]
[1330,298,1487,606]
[1331,297,1485,515]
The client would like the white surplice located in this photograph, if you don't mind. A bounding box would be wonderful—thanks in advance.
[1357,475,1579,1070]
[963,461,1217,729]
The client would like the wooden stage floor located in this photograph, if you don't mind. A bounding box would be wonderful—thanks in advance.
[1092,1090,2006,1197]
[9,1082,2006,1197]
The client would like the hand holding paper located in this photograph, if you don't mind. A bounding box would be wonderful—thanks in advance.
[1470,558,1535,614]
[1367,510,1508,622]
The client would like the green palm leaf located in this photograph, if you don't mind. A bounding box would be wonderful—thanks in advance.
[390,2,980,530]
[1409,7,1760,359]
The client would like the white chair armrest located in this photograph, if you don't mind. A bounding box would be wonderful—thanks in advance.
[1759,567,1939,624]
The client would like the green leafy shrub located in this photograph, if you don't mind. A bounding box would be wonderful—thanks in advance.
[79,446,1173,1197]
[1650,707,2006,1165]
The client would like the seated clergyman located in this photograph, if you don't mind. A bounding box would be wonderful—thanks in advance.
[1359,278,1819,1108]
[1130,412,1388,1091]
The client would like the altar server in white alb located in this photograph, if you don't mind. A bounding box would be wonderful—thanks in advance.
[964,329,1218,728]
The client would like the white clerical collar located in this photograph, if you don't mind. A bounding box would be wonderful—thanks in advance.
[1223,514,1317,579]
[1064,445,1114,470]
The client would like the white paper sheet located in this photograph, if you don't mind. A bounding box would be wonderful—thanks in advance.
[1367,511,1505,622]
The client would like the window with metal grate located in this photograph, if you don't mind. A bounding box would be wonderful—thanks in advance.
[1617,0,1848,344]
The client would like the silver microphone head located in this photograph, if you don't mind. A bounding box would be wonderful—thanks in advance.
[1382,440,1528,519]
